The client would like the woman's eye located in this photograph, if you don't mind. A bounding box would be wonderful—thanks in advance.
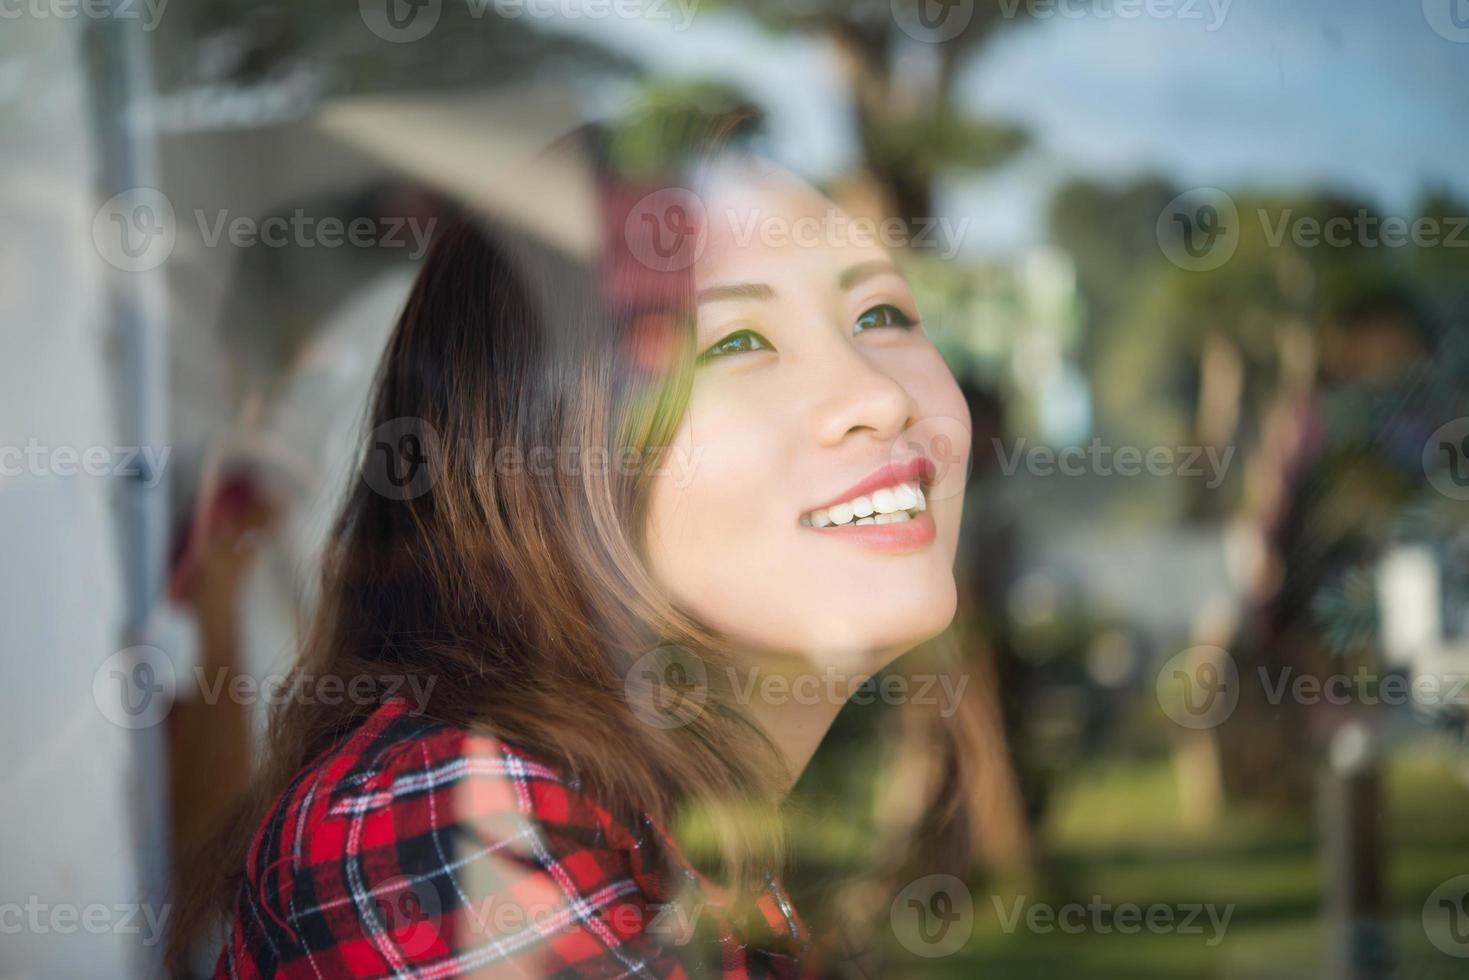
[854,304,916,334]
[697,329,773,364]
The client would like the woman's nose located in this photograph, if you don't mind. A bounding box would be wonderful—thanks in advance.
[810,342,918,448]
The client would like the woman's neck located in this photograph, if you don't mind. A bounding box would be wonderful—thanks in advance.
[734,648,900,794]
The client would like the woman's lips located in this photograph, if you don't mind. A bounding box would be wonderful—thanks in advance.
[804,457,936,515]
[803,510,937,554]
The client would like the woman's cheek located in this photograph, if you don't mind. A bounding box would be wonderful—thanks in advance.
[646,397,788,611]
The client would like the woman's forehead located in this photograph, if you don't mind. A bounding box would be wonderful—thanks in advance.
[696,166,893,283]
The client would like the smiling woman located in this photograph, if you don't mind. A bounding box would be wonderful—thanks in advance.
[170,125,982,978]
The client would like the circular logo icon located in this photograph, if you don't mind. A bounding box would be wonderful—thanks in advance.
[1157,188,1240,272]
[1156,645,1238,730]
[891,415,972,506]
[372,875,444,958]
[93,188,176,272]
[93,645,176,729]
[1424,417,1469,501]
[624,644,709,730]
[890,874,973,958]
[1423,874,1469,958]
[891,0,975,44]
[362,417,442,501]
[360,0,442,43]
[624,188,708,273]
[1423,0,1469,43]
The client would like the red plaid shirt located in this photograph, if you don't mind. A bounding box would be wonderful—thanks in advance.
[215,698,814,979]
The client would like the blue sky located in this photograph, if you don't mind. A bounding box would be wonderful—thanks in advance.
[557,0,1469,252]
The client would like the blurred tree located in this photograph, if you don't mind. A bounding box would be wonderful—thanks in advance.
[681,0,1029,225]
[1047,177,1176,365]
[1049,175,1469,827]
[605,78,765,178]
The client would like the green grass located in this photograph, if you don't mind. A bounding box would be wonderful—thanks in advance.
[886,740,1469,979]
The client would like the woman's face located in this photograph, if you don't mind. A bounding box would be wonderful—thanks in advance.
[644,166,971,672]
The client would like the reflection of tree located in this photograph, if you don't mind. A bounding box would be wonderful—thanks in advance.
[646,0,1029,224]
[604,78,766,177]
[1050,177,1469,823]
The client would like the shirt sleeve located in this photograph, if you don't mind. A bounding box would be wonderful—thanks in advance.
[304,729,691,980]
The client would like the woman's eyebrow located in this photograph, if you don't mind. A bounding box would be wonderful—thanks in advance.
[839,259,902,291]
[697,282,776,304]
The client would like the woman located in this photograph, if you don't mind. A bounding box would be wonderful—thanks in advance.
[181,138,975,978]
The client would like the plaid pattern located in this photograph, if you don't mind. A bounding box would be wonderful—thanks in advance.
[215,698,813,979]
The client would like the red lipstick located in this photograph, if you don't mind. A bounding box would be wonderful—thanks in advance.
[805,457,935,515]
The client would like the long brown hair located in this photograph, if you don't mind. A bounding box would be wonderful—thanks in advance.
[170,195,792,950]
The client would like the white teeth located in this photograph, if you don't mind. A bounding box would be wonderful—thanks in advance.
[804,481,925,528]
[895,482,918,511]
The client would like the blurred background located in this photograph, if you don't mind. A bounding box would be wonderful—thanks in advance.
[3,0,1469,976]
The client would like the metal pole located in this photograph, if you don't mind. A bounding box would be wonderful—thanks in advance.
[84,8,171,977]
[1319,721,1390,980]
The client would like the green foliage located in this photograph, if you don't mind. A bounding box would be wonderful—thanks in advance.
[869,110,1027,180]
[605,79,764,178]
[1051,178,1469,446]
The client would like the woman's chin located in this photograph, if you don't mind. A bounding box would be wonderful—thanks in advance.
[799,581,958,674]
